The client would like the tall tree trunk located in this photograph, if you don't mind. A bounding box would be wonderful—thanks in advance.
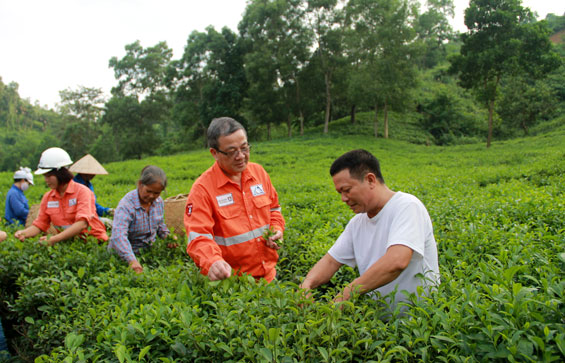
[323,71,331,134]
[384,102,389,139]
[486,76,500,148]
[487,99,494,148]
[299,109,305,136]
[374,103,379,138]
[350,104,356,124]
[295,77,304,136]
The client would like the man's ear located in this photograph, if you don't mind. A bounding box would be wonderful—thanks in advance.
[365,172,378,187]
[210,148,218,160]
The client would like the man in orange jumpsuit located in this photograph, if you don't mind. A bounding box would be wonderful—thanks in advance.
[184,117,285,282]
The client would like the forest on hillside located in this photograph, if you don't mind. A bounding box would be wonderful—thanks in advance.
[0,0,564,172]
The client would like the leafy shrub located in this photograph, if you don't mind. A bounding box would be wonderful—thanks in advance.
[0,131,564,361]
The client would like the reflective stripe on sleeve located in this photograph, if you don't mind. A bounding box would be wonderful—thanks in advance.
[270,207,281,212]
[214,224,270,246]
[187,231,214,245]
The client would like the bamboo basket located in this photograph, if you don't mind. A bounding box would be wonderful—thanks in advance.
[25,204,57,235]
[164,194,188,236]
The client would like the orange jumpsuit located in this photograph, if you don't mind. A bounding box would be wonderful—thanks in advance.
[185,162,284,281]
[33,180,108,241]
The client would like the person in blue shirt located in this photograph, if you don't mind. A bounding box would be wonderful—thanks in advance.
[69,154,113,218]
[0,318,8,354]
[4,167,34,226]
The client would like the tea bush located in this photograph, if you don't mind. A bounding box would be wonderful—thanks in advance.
[0,128,564,361]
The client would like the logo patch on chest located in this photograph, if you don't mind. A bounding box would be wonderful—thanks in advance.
[69,198,77,207]
[47,201,59,208]
[216,193,234,207]
[250,184,265,197]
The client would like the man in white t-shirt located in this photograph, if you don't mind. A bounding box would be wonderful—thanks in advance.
[300,149,440,310]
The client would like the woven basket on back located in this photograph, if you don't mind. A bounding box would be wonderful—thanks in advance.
[164,194,188,236]
[25,204,58,235]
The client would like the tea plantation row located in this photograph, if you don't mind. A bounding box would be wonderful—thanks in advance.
[0,131,564,362]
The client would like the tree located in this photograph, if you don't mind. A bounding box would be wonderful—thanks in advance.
[295,52,328,129]
[239,0,312,137]
[413,0,455,69]
[170,27,247,146]
[449,0,561,147]
[545,13,565,33]
[57,86,106,122]
[418,85,482,145]
[103,41,174,159]
[497,77,557,135]
[101,96,160,160]
[346,0,419,138]
[0,80,20,130]
[305,0,347,134]
[0,77,64,171]
[109,40,173,97]
[55,86,107,158]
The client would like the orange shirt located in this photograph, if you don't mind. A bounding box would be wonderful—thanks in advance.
[185,162,285,281]
[33,180,108,241]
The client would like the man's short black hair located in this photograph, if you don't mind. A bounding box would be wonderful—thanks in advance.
[330,149,385,183]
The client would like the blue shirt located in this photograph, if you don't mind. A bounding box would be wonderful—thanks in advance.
[73,174,110,217]
[5,184,29,225]
[108,189,169,262]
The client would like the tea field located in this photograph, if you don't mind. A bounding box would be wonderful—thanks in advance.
[0,128,564,362]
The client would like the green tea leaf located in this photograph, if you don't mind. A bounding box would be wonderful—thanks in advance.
[318,346,329,361]
[171,342,187,356]
[138,345,151,361]
[77,267,85,279]
[555,333,565,356]
[259,347,273,361]
[115,344,126,363]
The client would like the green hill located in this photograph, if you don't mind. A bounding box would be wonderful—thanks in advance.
[0,128,564,361]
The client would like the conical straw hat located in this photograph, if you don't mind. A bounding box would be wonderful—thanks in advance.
[69,154,108,175]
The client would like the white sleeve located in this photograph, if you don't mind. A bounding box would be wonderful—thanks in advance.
[387,201,426,257]
[328,218,357,268]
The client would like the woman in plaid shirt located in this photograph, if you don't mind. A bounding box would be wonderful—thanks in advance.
[108,165,176,273]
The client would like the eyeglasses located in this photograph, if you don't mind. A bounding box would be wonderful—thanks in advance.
[216,144,252,158]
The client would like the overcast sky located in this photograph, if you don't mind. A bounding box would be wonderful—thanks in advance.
[0,0,563,109]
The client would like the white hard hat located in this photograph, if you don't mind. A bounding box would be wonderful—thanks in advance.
[35,147,73,175]
[14,166,34,185]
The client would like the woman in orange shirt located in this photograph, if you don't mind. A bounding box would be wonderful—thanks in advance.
[14,147,108,246]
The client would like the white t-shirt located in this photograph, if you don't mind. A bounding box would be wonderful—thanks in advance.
[328,191,440,307]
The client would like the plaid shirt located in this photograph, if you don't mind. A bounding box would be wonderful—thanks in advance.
[109,189,169,262]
